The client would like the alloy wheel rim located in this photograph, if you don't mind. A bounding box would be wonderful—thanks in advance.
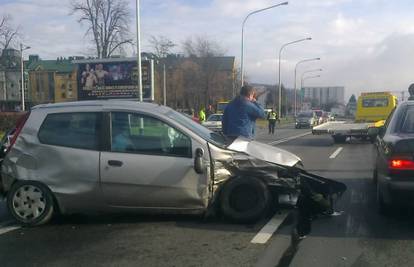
[12,185,46,221]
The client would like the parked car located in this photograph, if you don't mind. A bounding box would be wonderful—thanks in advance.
[295,111,316,128]
[1,100,316,226]
[373,99,414,214]
[202,113,223,132]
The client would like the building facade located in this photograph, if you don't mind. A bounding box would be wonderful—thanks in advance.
[0,49,25,110]
[27,56,77,105]
[302,86,345,108]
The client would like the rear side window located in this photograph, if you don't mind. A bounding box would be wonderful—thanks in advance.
[400,106,414,133]
[38,112,101,150]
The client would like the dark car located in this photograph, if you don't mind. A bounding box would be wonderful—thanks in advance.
[374,100,414,213]
[295,111,316,129]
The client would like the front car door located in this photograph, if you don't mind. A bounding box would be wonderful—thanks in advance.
[100,111,210,210]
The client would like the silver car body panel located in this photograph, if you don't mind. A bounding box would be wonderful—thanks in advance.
[1,100,302,215]
[227,137,301,167]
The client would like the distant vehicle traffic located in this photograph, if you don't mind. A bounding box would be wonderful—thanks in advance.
[373,98,414,214]
[202,113,223,132]
[216,101,229,114]
[355,92,398,122]
[295,111,316,129]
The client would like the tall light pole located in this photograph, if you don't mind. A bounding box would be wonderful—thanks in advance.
[294,57,320,116]
[277,37,311,117]
[241,1,288,87]
[163,63,166,106]
[301,74,321,109]
[20,43,30,111]
[135,0,143,102]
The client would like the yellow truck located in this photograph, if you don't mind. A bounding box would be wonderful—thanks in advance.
[355,92,397,122]
[216,101,229,114]
[312,92,397,143]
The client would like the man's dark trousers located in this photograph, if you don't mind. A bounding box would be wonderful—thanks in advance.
[268,119,276,134]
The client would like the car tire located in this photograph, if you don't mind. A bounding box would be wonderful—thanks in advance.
[220,177,271,223]
[7,181,55,226]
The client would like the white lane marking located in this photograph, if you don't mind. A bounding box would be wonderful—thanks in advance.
[0,225,20,235]
[329,147,343,159]
[268,132,311,145]
[251,212,289,244]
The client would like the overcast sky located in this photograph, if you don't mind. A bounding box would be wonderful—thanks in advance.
[1,0,414,100]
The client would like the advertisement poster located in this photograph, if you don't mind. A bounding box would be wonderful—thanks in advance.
[75,58,153,101]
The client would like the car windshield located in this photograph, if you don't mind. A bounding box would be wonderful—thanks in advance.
[298,112,312,118]
[166,109,226,147]
[207,114,222,121]
[314,111,323,117]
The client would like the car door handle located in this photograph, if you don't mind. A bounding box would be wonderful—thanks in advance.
[108,160,123,167]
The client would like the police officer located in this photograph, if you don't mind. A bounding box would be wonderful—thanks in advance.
[198,108,206,123]
[267,108,278,134]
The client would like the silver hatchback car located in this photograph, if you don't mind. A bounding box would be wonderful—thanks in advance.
[1,100,306,226]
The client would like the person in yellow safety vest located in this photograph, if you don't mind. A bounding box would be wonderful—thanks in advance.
[199,108,206,123]
[267,108,278,134]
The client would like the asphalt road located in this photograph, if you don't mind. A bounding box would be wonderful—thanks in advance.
[1,124,414,266]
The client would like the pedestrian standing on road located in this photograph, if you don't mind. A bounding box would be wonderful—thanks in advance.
[267,108,278,135]
[199,108,206,123]
[222,85,266,141]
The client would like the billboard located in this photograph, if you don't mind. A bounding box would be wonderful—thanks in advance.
[75,58,154,101]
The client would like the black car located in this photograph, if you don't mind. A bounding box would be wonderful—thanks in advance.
[374,100,414,213]
[295,111,315,129]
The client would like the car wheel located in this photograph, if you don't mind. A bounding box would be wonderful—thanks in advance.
[220,177,271,223]
[7,181,54,226]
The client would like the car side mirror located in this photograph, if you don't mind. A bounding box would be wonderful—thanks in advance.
[194,148,204,174]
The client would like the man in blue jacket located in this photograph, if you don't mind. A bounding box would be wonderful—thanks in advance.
[222,85,266,140]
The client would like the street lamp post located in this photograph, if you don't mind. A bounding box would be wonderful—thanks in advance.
[135,0,143,102]
[301,74,321,108]
[240,1,288,87]
[294,57,320,115]
[20,43,30,111]
[277,37,311,118]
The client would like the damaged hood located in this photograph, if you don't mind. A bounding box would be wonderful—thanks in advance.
[227,137,301,167]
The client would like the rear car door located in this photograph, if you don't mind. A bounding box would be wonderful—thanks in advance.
[100,111,210,209]
[34,112,102,210]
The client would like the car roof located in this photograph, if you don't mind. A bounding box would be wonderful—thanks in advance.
[31,100,172,114]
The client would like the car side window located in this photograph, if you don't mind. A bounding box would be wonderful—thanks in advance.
[110,112,192,158]
[38,112,101,150]
[381,108,396,137]
[400,107,414,133]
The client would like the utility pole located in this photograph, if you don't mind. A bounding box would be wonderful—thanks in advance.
[135,0,143,101]
[163,64,167,106]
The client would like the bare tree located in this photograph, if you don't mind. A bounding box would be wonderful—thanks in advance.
[71,0,133,58]
[148,35,176,59]
[0,14,20,50]
[181,36,229,110]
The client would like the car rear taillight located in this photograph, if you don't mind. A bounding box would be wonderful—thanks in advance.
[6,112,30,153]
[389,159,414,170]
